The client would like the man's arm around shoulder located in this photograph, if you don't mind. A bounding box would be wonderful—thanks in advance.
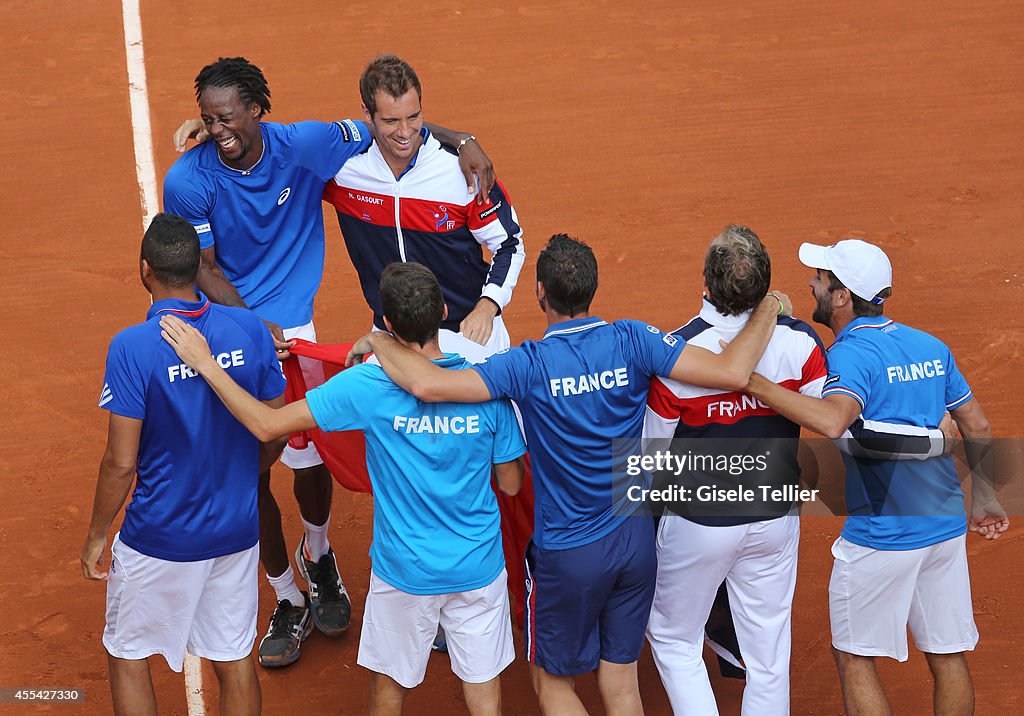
[347,332,492,404]
[666,292,789,391]
[746,373,862,439]
[258,394,290,473]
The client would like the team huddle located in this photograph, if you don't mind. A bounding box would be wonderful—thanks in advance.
[81,55,1008,716]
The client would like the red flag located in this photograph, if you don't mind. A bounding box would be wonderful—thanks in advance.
[282,339,372,493]
[282,339,534,625]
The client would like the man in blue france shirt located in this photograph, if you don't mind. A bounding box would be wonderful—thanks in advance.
[349,233,792,715]
[158,263,526,715]
[746,239,1008,715]
[81,214,287,715]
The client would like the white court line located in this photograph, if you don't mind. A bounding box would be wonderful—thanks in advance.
[120,0,159,233]
[119,1,206,714]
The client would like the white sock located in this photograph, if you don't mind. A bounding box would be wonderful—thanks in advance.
[302,515,331,562]
[267,566,305,606]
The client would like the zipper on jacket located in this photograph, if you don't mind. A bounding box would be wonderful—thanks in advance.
[393,179,407,262]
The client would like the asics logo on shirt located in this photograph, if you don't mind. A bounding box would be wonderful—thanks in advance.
[277,187,291,206]
[549,368,629,397]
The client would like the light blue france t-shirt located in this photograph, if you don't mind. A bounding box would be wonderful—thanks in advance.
[306,354,526,594]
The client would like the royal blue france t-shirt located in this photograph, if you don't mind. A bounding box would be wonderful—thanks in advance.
[99,294,286,561]
[163,120,371,328]
[473,317,685,550]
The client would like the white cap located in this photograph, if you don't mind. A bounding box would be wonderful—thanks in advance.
[798,239,892,304]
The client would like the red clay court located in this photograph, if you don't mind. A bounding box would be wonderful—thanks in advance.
[2,1,1022,713]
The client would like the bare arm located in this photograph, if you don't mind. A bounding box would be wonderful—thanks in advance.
[951,398,1008,540]
[667,292,789,391]
[81,414,143,580]
[494,457,525,496]
[746,373,863,439]
[173,115,494,202]
[175,115,494,204]
[197,246,293,358]
[258,394,290,473]
[425,123,495,204]
[197,246,247,309]
[347,331,492,403]
[160,315,316,441]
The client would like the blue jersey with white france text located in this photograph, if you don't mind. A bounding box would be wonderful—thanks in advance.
[163,120,371,327]
[306,355,526,595]
[822,317,973,550]
[99,295,286,561]
[474,317,686,550]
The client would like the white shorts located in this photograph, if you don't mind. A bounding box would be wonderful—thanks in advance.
[281,321,325,470]
[103,535,259,671]
[357,569,514,688]
[370,316,510,365]
[829,534,978,661]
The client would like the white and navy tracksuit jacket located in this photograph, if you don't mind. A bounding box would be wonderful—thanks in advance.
[324,128,524,332]
[644,299,828,524]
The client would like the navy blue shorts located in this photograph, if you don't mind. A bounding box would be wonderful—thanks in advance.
[524,516,657,675]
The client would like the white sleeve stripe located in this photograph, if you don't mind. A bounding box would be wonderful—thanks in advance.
[821,386,866,408]
[859,418,936,436]
[946,391,973,409]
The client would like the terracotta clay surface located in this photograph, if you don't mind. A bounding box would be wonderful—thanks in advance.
[2,1,1021,713]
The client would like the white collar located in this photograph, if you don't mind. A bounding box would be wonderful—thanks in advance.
[697,297,752,330]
